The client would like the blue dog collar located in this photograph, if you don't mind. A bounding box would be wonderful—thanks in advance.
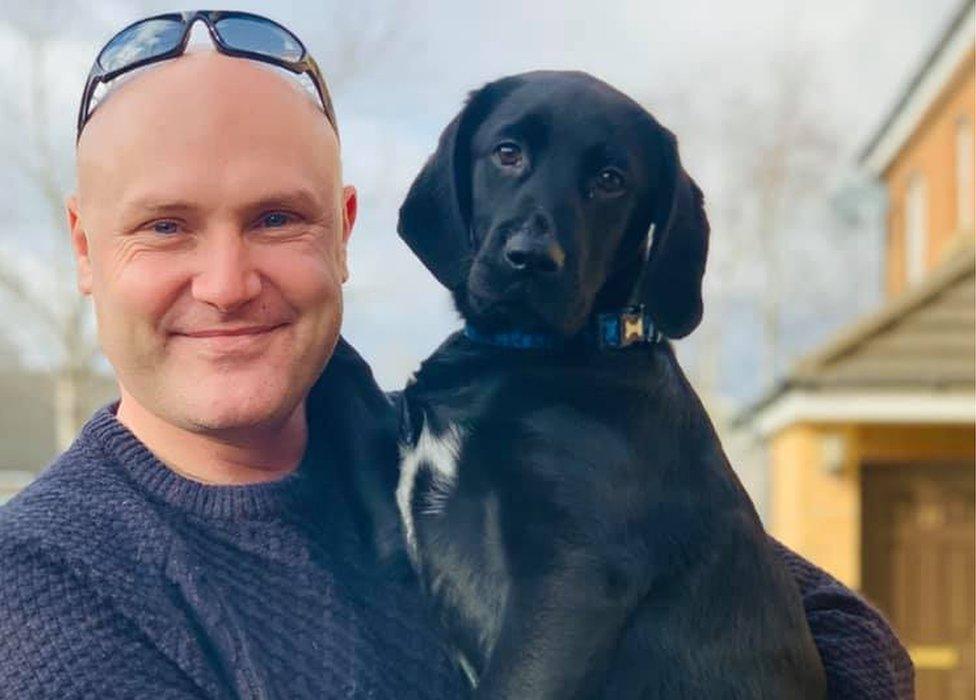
[462,325,563,350]
[464,305,661,351]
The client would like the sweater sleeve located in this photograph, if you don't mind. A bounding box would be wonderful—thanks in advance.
[770,538,915,700]
[0,537,208,700]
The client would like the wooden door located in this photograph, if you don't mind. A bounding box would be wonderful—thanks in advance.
[863,463,975,700]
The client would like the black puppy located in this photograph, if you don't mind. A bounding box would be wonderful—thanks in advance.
[395,71,825,699]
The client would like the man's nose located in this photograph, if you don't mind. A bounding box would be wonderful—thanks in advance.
[191,230,262,312]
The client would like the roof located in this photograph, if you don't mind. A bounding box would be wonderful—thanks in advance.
[860,0,975,175]
[738,247,975,426]
[789,250,974,391]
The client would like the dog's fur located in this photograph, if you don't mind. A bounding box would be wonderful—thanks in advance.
[395,71,826,699]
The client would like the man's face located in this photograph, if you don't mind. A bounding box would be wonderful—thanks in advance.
[68,53,355,435]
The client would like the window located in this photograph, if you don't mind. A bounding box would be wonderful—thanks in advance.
[905,172,927,286]
[956,117,974,230]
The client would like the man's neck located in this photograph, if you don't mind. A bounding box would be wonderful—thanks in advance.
[115,393,308,486]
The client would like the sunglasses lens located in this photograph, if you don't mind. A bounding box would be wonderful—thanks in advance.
[215,16,305,63]
[98,18,185,73]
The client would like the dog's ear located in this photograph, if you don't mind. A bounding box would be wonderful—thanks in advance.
[398,79,518,290]
[636,127,710,339]
[397,112,472,289]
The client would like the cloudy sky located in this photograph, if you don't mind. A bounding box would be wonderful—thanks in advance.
[0,0,965,394]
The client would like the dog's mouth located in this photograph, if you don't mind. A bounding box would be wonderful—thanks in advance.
[463,265,593,337]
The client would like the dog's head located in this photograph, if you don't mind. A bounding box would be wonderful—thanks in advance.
[398,70,709,339]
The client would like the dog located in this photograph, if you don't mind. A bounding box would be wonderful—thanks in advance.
[394,71,826,699]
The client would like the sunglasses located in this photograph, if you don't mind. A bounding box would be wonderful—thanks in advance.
[76,10,336,140]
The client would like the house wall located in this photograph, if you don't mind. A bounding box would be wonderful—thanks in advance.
[885,49,975,298]
[769,423,861,586]
[767,421,975,589]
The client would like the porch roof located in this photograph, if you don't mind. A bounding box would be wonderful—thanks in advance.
[738,249,975,432]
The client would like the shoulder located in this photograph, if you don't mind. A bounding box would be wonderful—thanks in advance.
[307,337,411,568]
[0,498,207,698]
[0,413,170,587]
[1,431,108,547]
[770,538,915,699]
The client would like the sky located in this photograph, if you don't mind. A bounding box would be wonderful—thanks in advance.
[0,0,967,396]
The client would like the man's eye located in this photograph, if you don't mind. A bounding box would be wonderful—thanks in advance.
[493,142,524,168]
[594,167,626,195]
[260,212,293,228]
[150,220,180,235]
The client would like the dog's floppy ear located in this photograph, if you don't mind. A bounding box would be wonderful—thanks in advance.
[397,112,472,289]
[636,127,710,339]
[398,78,519,290]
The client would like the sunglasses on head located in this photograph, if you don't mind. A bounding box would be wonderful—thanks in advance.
[76,10,336,140]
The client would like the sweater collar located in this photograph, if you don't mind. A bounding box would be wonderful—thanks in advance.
[85,403,317,521]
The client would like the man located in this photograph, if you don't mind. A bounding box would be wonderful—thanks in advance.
[0,13,463,699]
[0,11,911,700]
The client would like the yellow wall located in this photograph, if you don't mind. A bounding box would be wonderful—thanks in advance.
[769,424,861,586]
[768,422,976,589]
[885,49,976,298]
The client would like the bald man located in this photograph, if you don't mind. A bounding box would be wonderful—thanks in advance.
[0,34,464,700]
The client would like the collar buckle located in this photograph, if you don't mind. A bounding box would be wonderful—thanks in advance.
[597,305,661,350]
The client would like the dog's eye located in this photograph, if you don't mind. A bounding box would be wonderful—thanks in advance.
[493,142,524,168]
[595,168,626,195]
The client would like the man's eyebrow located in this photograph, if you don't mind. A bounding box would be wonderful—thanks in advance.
[239,188,325,215]
[118,189,326,221]
[119,198,197,220]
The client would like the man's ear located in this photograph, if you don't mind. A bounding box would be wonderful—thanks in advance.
[339,185,357,283]
[634,127,710,339]
[397,77,520,291]
[66,195,93,296]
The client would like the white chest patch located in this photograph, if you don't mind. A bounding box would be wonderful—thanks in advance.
[397,418,464,567]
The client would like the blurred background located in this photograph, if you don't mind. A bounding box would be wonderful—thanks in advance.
[0,1,972,696]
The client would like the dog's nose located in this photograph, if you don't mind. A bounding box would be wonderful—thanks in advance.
[504,232,565,274]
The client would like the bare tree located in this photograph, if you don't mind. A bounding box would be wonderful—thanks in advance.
[745,59,838,385]
[0,2,102,450]
[682,53,840,401]
[301,1,416,94]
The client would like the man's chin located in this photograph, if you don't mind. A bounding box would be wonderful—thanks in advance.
[186,408,276,434]
[171,380,302,436]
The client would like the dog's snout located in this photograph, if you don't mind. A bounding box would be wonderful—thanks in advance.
[503,231,565,275]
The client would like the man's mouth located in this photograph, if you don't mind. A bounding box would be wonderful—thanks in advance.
[175,324,287,339]
[169,323,290,356]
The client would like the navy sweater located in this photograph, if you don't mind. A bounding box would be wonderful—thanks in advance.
[0,400,469,699]
[0,343,913,699]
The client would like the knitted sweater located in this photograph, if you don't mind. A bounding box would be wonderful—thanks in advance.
[0,344,913,699]
[0,401,467,699]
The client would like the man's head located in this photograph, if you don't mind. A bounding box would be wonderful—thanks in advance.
[68,50,356,437]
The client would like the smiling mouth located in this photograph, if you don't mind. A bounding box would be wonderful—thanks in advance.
[175,324,287,339]
[169,324,290,356]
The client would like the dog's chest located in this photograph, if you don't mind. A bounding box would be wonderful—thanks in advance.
[398,374,645,552]
[396,389,513,677]
[395,361,664,675]
[396,415,465,567]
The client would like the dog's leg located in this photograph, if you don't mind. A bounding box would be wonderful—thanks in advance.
[475,572,635,700]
